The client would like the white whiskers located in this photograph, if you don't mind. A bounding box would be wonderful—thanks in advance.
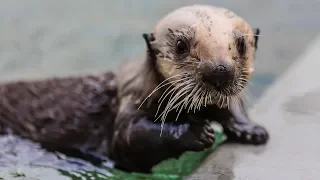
[137,74,185,110]
[137,66,251,136]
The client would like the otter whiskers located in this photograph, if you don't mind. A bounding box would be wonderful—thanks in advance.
[155,76,191,117]
[140,65,249,136]
[157,78,197,136]
[166,82,195,122]
[175,84,199,121]
[189,85,203,113]
[137,74,186,110]
[156,78,194,121]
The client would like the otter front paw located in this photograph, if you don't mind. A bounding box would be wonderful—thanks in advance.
[176,121,215,152]
[224,123,269,145]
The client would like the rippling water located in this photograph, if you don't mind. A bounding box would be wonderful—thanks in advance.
[0,0,319,179]
[0,135,114,179]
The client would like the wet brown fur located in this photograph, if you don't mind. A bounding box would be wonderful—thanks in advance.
[0,5,268,173]
[0,72,118,154]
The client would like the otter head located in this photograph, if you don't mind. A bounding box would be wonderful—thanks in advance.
[142,5,260,111]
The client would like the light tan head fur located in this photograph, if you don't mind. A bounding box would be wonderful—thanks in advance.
[117,4,260,122]
[152,5,258,82]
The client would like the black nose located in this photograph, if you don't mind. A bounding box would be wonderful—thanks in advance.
[201,64,234,90]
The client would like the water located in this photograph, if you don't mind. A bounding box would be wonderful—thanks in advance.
[0,0,319,179]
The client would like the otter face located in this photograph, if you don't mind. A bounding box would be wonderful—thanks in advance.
[143,5,260,109]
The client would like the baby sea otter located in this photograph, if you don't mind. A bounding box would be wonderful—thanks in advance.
[0,5,268,173]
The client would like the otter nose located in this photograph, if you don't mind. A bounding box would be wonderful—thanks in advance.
[215,65,227,77]
[202,64,234,90]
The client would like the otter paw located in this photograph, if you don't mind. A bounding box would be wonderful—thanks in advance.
[178,122,215,152]
[225,124,269,145]
[198,123,215,149]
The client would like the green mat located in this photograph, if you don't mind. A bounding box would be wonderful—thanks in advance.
[60,129,226,180]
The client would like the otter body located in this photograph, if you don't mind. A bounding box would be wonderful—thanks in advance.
[0,72,118,155]
[0,5,269,173]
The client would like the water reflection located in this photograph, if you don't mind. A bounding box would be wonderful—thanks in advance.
[0,135,113,179]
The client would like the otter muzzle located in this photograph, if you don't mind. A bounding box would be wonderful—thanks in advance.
[201,62,235,90]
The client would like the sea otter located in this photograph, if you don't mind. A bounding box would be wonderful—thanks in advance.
[0,4,268,173]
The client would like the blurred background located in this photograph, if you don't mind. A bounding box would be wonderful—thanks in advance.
[0,0,319,101]
[0,0,319,179]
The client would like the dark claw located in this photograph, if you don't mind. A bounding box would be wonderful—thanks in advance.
[205,124,214,134]
[198,123,215,149]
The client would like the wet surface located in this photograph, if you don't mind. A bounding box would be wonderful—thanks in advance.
[0,135,113,179]
[0,0,319,179]
[283,89,320,116]
[185,146,236,180]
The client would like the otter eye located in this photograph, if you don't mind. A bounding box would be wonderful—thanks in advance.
[175,40,188,54]
[236,36,246,58]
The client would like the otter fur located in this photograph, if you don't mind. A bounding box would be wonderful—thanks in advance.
[0,5,268,173]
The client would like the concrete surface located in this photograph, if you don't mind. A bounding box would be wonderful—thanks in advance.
[187,33,320,180]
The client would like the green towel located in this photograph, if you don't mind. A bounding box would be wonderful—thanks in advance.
[60,129,226,180]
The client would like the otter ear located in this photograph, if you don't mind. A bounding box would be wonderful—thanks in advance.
[253,28,260,49]
[142,33,155,52]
